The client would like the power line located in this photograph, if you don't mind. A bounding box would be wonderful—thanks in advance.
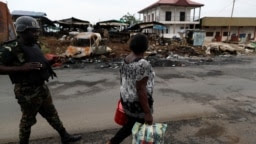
[231,0,235,18]
[227,0,236,41]
[214,1,234,16]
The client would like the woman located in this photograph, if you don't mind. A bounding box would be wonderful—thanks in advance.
[107,33,155,144]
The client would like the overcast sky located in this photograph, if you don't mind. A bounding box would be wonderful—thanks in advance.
[3,0,256,24]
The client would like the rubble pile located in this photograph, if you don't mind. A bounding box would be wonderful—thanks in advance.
[205,42,241,56]
[40,35,256,69]
[40,36,71,55]
[170,46,202,56]
[239,41,256,54]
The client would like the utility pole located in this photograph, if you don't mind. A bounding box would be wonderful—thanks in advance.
[227,0,236,42]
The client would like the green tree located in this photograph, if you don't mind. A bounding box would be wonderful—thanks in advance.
[120,12,141,26]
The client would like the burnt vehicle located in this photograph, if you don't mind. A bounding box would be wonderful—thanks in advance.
[65,32,112,58]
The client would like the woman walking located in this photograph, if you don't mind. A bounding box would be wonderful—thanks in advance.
[107,33,155,144]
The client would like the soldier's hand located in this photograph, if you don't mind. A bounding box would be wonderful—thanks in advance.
[19,62,42,71]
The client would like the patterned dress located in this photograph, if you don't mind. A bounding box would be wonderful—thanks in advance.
[120,58,155,118]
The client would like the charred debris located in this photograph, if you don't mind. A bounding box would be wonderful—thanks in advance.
[39,21,256,69]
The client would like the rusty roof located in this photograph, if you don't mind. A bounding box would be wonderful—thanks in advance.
[138,0,204,13]
[202,17,256,27]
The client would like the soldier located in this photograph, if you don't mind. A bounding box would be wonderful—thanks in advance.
[0,16,82,144]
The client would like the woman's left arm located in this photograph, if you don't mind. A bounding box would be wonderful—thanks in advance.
[136,77,153,125]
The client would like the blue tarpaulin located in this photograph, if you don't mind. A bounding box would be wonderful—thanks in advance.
[153,25,166,30]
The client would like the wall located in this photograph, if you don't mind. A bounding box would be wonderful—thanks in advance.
[142,7,159,22]
[203,26,256,42]
[141,5,200,38]
[158,6,192,22]
[163,25,189,38]
[142,6,194,22]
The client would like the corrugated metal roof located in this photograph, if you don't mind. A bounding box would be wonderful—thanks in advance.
[96,20,128,26]
[11,10,54,26]
[12,10,46,17]
[202,17,256,27]
[138,0,204,13]
[128,21,166,30]
[55,17,90,25]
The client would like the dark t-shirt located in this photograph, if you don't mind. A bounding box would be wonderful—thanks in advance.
[21,44,53,84]
[0,41,55,84]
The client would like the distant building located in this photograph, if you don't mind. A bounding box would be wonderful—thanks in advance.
[200,17,256,42]
[54,17,90,33]
[11,10,55,34]
[138,0,204,38]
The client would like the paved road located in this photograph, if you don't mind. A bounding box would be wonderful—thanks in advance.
[1,56,256,143]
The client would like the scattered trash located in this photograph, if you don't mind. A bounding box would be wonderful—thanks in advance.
[38,28,255,69]
[245,42,256,50]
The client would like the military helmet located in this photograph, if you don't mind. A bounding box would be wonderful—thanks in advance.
[15,16,40,32]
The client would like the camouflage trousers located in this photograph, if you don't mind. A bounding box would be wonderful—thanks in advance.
[14,83,65,144]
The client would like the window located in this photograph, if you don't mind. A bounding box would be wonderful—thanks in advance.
[155,16,159,21]
[152,13,155,21]
[240,33,246,38]
[206,32,214,37]
[166,28,169,34]
[248,33,252,39]
[180,27,184,29]
[215,32,220,36]
[148,15,150,22]
[180,12,185,21]
[165,12,172,21]
[223,32,228,36]
[144,16,147,22]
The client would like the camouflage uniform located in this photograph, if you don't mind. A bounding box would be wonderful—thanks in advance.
[0,41,65,144]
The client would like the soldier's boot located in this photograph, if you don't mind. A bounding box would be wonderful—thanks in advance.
[19,137,29,144]
[19,130,30,144]
[19,140,29,144]
[59,129,82,144]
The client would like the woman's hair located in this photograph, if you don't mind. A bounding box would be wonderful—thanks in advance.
[129,33,148,54]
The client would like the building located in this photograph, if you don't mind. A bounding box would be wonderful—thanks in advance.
[54,17,90,33]
[200,17,256,42]
[11,10,55,34]
[138,0,204,38]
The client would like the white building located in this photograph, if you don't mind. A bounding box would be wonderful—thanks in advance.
[138,0,204,38]
[200,17,256,42]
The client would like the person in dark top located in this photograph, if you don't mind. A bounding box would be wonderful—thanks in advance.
[0,16,81,144]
